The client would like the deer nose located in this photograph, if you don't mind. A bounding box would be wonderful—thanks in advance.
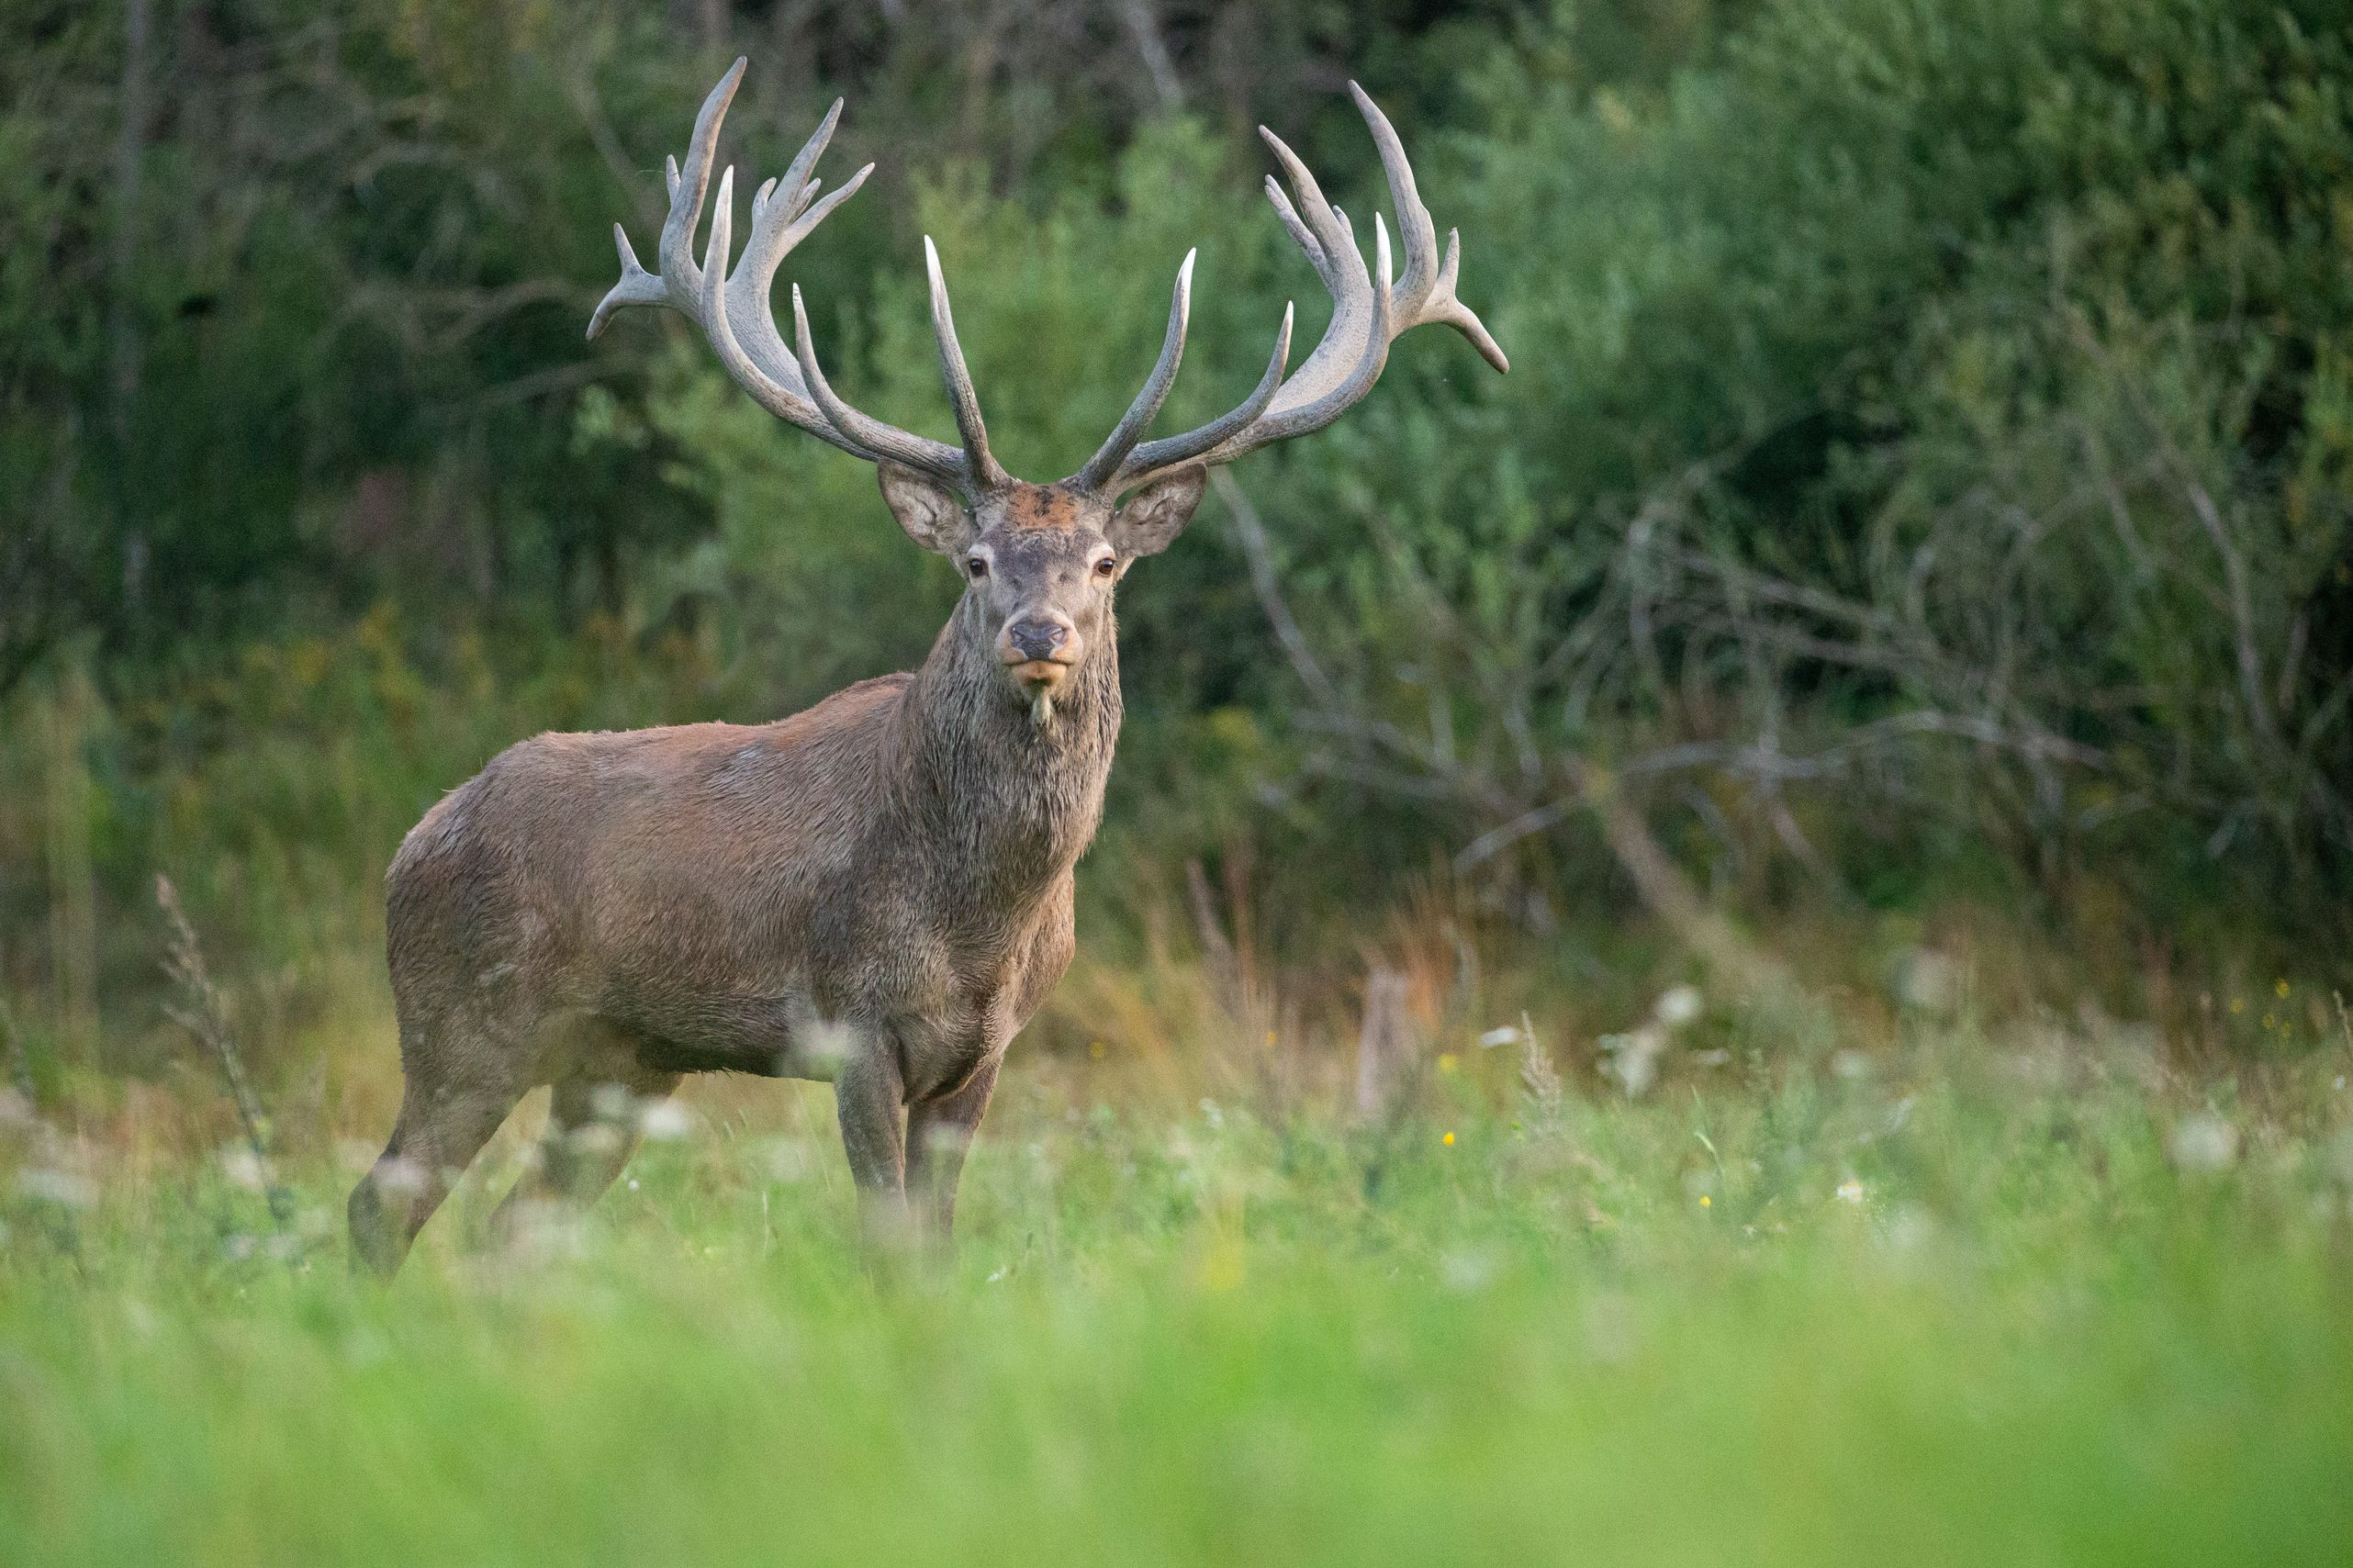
[1005,618,1070,663]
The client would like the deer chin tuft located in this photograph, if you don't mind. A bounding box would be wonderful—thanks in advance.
[1029,687,1055,727]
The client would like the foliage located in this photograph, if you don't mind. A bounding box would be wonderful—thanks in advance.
[6,0,2353,1061]
[1241,0,2353,919]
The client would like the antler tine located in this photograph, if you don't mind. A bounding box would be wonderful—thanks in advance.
[1117,300,1292,485]
[1263,213,1394,440]
[683,168,848,458]
[1092,84,1506,495]
[588,59,745,342]
[722,91,872,401]
[1072,250,1196,491]
[658,57,744,297]
[790,285,976,494]
[734,97,843,300]
[720,155,873,388]
[588,225,665,340]
[924,238,1009,490]
[1257,127,1358,290]
[594,60,980,474]
[1348,81,1507,374]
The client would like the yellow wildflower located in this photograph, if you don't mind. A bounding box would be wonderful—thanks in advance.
[1441,1131,1456,1147]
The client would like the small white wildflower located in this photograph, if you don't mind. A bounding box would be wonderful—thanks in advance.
[218,1145,269,1193]
[503,1202,589,1261]
[371,1156,429,1198]
[1653,985,1704,1029]
[1599,1024,1667,1098]
[637,1099,692,1142]
[1477,1025,1525,1048]
[1580,1291,1639,1366]
[16,1168,96,1208]
[803,1021,857,1072]
[625,1177,640,1192]
[567,1122,624,1159]
[1878,1204,1934,1256]
[1893,948,1962,1014]
[2324,1127,2353,1188]
[986,1265,1009,1283]
[1439,1245,1500,1294]
[1835,1178,1866,1204]
[762,1137,812,1183]
[2168,1112,2239,1173]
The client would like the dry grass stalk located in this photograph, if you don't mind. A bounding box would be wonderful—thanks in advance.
[1354,967,1415,1120]
[155,874,292,1223]
[1517,1011,1564,1122]
[0,979,31,1103]
[1183,857,1244,1016]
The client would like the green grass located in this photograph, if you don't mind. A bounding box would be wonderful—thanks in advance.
[4,1026,2350,1567]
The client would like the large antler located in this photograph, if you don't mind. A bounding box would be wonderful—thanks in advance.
[588,59,1005,501]
[1072,83,1507,498]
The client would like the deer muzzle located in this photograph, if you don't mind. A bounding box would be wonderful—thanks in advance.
[1000,616,1080,687]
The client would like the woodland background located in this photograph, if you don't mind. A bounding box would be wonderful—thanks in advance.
[6,0,2353,1098]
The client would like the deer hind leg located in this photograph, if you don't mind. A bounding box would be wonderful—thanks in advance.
[348,1013,535,1278]
[490,1032,679,1243]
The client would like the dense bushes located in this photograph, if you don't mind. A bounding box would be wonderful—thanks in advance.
[6,0,2352,1064]
[1208,0,2353,915]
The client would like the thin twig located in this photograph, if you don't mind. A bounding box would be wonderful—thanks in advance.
[1215,470,1340,709]
[1183,857,1243,1016]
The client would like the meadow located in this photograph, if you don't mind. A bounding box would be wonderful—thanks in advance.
[7,0,2353,1560]
[5,969,2350,1566]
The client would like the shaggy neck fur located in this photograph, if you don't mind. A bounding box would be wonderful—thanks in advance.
[883,591,1123,919]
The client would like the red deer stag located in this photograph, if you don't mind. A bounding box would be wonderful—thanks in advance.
[349,57,1506,1274]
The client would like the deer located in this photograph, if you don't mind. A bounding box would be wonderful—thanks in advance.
[347,56,1506,1276]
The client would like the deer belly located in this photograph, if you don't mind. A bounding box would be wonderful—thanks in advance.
[610,991,852,1082]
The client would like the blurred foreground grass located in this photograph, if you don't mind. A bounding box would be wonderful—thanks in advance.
[4,1009,2350,1566]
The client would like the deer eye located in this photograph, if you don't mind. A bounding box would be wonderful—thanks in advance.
[966,557,989,581]
[1093,555,1117,578]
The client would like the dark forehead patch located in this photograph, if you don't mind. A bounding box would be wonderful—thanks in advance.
[1000,484,1083,532]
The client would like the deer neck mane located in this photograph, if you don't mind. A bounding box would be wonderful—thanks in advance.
[885,594,1122,900]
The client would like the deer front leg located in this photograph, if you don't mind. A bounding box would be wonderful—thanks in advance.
[905,1054,1000,1249]
[832,1039,912,1250]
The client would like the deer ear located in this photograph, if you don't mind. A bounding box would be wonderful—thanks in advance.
[878,463,975,556]
[1107,467,1208,566]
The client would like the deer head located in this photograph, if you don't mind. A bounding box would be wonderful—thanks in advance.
[588,58,1507,720]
